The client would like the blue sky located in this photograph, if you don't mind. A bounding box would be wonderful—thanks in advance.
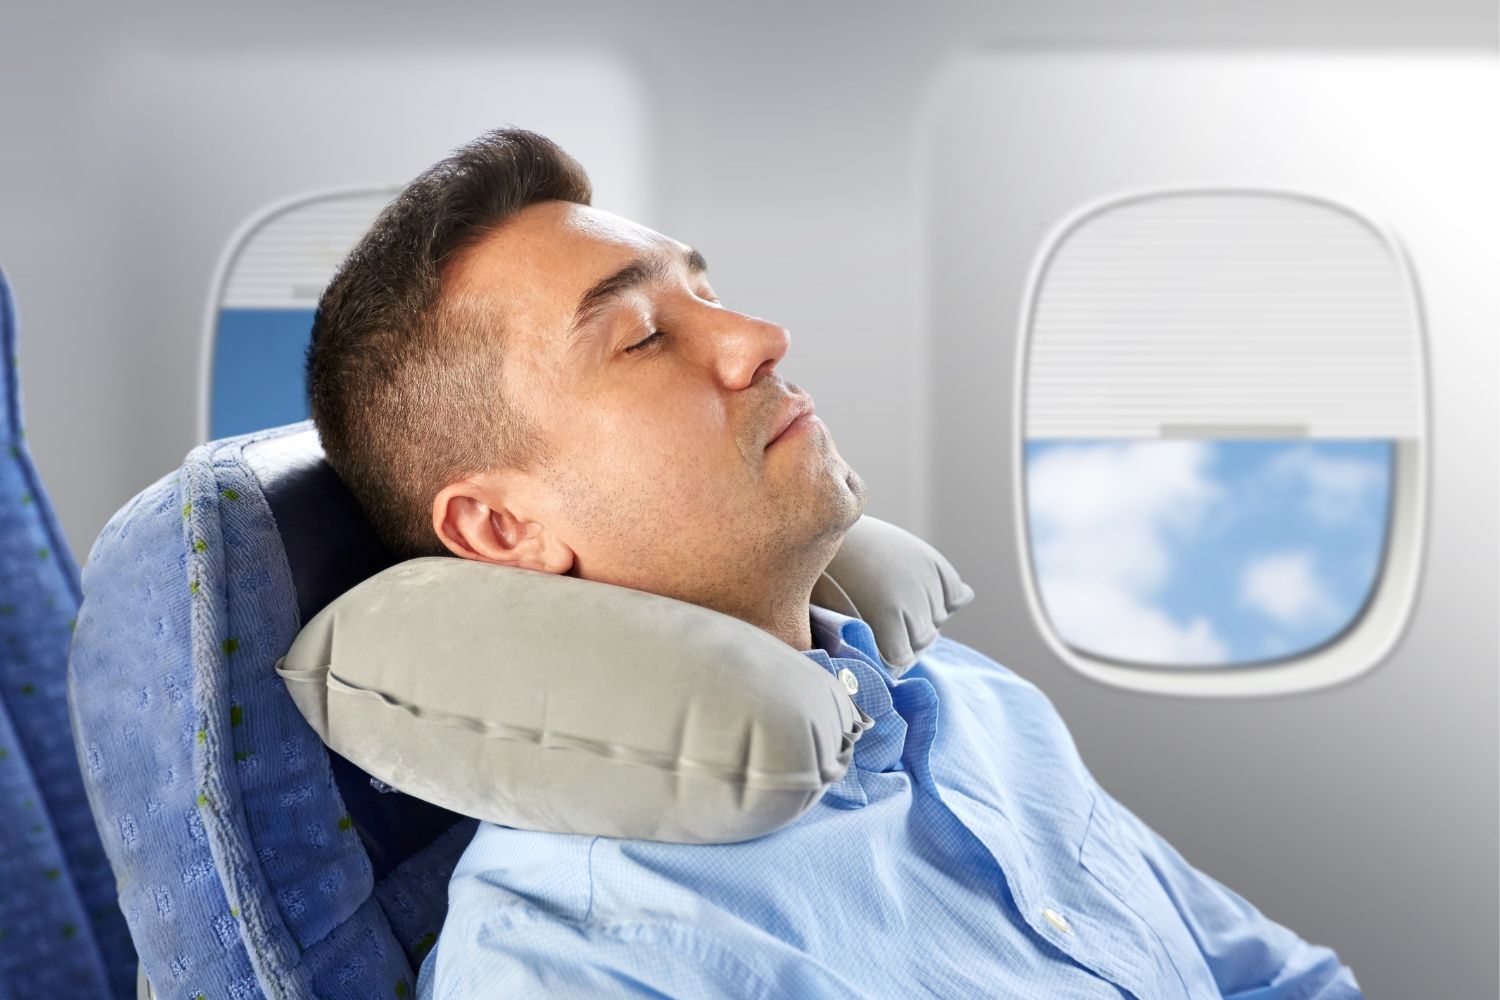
[1024,439,1393,667]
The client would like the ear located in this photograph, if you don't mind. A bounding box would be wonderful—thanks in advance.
[431,478,575,575]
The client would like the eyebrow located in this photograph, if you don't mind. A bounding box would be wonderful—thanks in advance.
[568,246,709,339]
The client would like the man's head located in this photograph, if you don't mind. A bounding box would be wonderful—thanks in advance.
[308,127,866,642]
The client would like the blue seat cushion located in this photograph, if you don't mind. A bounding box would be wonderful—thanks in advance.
[1,266,134,997]
[71,421,473,998]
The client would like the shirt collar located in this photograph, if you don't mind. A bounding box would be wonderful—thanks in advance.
[808,604,893,675]
[805,604,910,781]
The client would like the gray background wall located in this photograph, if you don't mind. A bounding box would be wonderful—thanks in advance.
[2,1,1495,996]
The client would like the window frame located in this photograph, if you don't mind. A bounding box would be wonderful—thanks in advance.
[1011,187,1430,698]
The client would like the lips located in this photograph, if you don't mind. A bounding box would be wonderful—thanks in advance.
[767,397,815,448]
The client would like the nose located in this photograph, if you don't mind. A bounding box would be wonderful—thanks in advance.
[714,311,791,391]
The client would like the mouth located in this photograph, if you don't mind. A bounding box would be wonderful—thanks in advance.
[766,397,816,449]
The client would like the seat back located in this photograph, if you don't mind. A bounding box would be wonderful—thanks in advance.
[69,421,474,999]
[0,266,135,997]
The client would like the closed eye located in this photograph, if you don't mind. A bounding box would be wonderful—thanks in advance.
[625,329,665,354]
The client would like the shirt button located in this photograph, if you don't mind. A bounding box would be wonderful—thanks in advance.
[838,668,860,695]
[1042,908,1072,934]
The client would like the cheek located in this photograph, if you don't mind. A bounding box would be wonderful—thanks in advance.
[593,430,715,504]
[585,388,730,471]
[553,421,714,535]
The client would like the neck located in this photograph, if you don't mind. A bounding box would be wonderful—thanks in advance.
[657,532,846,652]
[743,536,843,652]
[687,558,826,652]
[753,594,816,652]
[692,580,815,651]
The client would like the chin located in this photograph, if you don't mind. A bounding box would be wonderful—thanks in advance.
[811,465,868,544]
[845,467,869,512]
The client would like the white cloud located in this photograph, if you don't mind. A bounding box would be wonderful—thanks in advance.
[1264,445,1386,524]
[1238,549,1339,627]
[1027,441,1230,665]
[1039,575,1230,665]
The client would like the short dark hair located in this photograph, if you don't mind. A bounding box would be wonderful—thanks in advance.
[306,127,592,558]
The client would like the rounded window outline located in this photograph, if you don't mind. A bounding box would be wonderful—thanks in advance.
[1012,186,1431,699]
[198,184,402,444]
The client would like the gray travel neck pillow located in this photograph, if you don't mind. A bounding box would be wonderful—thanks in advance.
[276,514,973,844]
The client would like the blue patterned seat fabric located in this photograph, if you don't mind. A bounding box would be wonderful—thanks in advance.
[0,266,136,997]
[69,420,475,999]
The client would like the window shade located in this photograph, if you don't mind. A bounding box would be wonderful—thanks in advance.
[222,190,397,308]
[1023,190,1423,441]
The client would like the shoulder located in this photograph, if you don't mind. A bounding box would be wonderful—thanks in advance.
[427,829,820,1000]
[426,902,787,1000]
[445,825,598,924]
[914,635,1042,696]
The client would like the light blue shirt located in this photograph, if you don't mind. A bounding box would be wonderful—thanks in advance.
[417,606,1362,999]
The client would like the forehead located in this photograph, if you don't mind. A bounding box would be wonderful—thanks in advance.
[446,201,683,326]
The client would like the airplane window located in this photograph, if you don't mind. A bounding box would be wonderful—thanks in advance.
[1019,190,1425,695]
[206,189,398,439]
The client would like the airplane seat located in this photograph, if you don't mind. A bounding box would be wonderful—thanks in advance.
[0,266,136,997]
[68,419,477,999]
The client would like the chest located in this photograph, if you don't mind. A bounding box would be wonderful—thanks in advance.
[907,659,1224,1000]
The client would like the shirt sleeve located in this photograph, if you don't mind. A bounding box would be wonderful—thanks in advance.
[416,907,823,1000]
[1089,782,1365,1000]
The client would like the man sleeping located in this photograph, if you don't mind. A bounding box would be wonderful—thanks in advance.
[304,126,1363,999]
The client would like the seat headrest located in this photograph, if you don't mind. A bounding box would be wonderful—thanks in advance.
[240,424,460,879]
[240,428,398,624]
